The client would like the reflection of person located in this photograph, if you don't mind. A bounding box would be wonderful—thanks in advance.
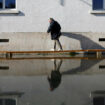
[48,59,62,91]
[47,18,63,51]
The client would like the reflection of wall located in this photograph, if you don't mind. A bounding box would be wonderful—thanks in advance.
[0,92,24,105]
[0,59,105,76]
[91,90,105,105]
[0,99,16,105]
[0,59,80,76]
[81,60,105,74]
[62,59,105,75]
[0,75,105,105]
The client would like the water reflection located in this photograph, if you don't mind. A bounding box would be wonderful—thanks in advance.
[0,58,104,75]
[48,59,62,91]
[0,99,16,105]
[62,59,103,75]
[91,91,105,105]
[0,66,9,70]
[0,58,105,105]
[99,65,105,69]
[0,92,24,105]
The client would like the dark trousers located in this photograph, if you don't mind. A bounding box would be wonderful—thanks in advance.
[54,39,63,51]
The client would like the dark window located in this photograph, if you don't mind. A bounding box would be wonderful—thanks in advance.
[99,38,105,41]
[0,0,3,9]
[5,99,16,105]
[5,0,16,9]
[93,0,103,10]
[0,99,3,104]
[93,97,104,105]
[0,99,16,105]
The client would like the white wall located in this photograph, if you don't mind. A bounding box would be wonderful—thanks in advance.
[1,0,105,32]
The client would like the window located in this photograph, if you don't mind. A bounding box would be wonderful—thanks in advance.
[5,0,16,9]
[0,0,3,9]
[0,99,16,105]
[93,97,105,105]
[0,0,16,9]
[91,91,105,105]
[92,0,104,10]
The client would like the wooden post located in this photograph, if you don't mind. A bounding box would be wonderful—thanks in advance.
[96,51,102,58]
[6,53,12,58]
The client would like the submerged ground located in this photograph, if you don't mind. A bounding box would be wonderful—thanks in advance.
[0,53,104,105]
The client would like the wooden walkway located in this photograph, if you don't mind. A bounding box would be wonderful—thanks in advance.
[0,49,104,59]
[0,49,105,54]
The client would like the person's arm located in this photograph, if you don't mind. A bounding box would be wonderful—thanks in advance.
[47,76,51,82]
[47,22,53,33]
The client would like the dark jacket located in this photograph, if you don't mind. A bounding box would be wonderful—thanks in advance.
[47,20,61,40]
[48,70,61,91]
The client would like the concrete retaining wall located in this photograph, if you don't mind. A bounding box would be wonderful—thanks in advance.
[0,32,104,51]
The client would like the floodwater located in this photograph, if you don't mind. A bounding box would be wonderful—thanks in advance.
[0,54,105,105]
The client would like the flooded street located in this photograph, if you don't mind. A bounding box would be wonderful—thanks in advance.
[0,56,105,105]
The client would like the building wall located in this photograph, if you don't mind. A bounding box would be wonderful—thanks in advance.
[0,0,105,50]
[0,32,105,51]
[0,0,105,32]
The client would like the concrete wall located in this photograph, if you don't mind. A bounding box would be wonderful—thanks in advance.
[0,32,105,51]
[0,0,105,32]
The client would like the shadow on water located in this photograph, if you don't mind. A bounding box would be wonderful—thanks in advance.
[62,59,102,75]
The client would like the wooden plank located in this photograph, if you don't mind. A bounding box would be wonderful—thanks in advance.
[0,57,104,60]
[0,49,104,54]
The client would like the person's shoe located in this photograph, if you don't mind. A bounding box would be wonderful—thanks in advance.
[50,59,54,61]
[50,49,57,51]
[50,49,54,51]
[58,49,63,51]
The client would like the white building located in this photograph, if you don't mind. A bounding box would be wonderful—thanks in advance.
[0,0,105,51]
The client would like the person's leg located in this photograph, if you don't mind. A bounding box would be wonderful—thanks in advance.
[57,59,63,71]
[56,39,63,50]
[54,59,57,70]
[54,40,56,51]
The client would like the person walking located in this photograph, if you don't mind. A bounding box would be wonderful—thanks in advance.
[47,18,63,51]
